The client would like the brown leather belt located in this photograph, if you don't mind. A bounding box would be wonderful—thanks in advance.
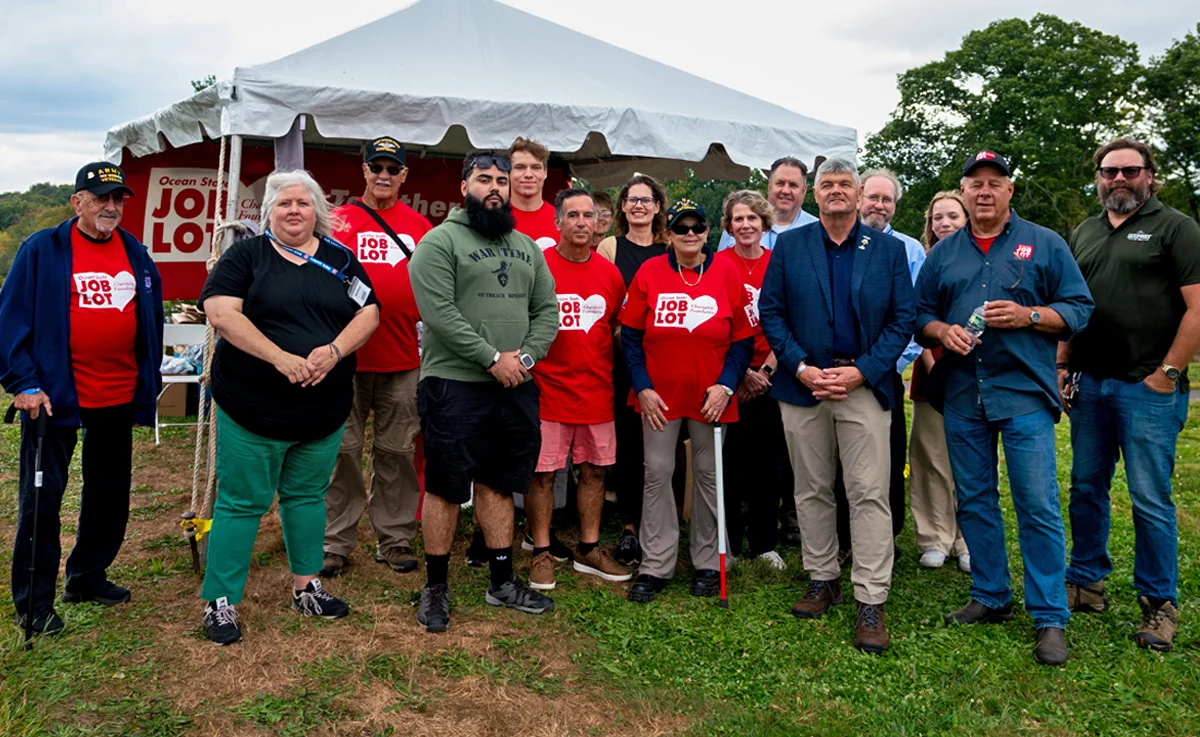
[832,357,857,368]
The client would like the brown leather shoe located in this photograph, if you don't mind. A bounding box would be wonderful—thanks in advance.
[573,547,633,582]
[791,579,842,619]
[1033,627,1069,666]
[855,602,889,654]
[1066,581,1109,613]
[1135,596,1178,652]
[529,551,556,591]
[319,553,348,578]
[375,546,418,573]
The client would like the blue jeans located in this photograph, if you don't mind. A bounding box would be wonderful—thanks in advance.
[1065,373,1188,604]
[943,407,1069,629]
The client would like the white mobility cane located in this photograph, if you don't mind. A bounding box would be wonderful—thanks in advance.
[712,420,728,609]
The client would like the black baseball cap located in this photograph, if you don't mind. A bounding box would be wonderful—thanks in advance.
[75,162,134,197]
[962,150,1012,177]
[666,198,707,228]
[364,136,406,165]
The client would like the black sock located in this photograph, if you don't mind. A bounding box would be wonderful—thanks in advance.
[578,540,598,557]
[489,546,513,588]
[426,553,450,587]
[532,545,551,558]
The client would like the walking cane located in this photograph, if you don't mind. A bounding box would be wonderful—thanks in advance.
[712,420,728,609]
[5,403,48,649]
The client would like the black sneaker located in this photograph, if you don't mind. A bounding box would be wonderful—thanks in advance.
[63,579,131,606]
[291,579,350,619]
[16,609,65,637]
[614,530,642,567]
[416,584,451,633]
[203,597,241,646]
[690,569,720,597]
[485,577,555,615]
[466,528,488,568]
[628,574,669,604]
[522,530,572,562]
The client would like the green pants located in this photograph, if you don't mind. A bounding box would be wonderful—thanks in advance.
[200,407,344,604]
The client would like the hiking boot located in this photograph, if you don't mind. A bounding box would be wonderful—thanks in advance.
[573,547,633,582]
[375,546,418,573]
[945,599,1015,626]
[466,528,488,568]
[486,577,555,615]
[690,569,720,597]
[63,579,130,606]
[1033,627,1069,666]
[837,548,853,569]
[203,597,241,646]
[16,609,65,637]
[319,553,348,578]
[416,584,451,633]
[522,530,572,562]
[791,579,842,619]
[292,579,350,619]
[529,551,557,591]
[1135,596,1178,652]
[1066,581,1109,613]
[628,574,668,604]
[855,602,889,654]
[614,530,642,567]
[758,550,787,571]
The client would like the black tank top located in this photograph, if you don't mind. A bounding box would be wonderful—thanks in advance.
[613,235,667,287]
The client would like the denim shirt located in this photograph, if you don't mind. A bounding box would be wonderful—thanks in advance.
[915,210,1094,421]
[885,224,927,373]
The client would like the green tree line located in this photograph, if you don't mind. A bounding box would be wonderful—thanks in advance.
[0,183,74,279]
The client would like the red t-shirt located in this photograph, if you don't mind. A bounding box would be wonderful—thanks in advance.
[511,201,559,251]
[909,346,942,402]
[716,248,772,366]
[533,248,626,424]
[976,235,996,255]
[331,200,432,372]
[69,226,138,408]
[620,254,756,423]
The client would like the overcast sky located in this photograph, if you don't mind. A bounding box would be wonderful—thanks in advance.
[1,0,1195,192]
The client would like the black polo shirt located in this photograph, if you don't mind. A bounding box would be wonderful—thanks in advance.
[1069,196,1200,388]
[821,219,861,358]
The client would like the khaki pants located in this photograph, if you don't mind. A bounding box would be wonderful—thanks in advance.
[325,370,422,557]
[639,418,724,579]
[780,388,892,605]
[908,401,968,557]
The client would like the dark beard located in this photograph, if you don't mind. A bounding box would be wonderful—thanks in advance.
[465,193,515,239]
[1098,180,1152,215]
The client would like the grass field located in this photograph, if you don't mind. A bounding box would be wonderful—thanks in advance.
[0,404,1197,736]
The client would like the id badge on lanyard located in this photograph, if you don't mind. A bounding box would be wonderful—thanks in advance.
[267,229,371,306]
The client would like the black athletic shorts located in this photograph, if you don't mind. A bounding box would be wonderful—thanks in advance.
[417,376,541,504]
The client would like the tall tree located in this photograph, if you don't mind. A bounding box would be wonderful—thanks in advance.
[1145,23,1200,222]
[864,14,1142,238]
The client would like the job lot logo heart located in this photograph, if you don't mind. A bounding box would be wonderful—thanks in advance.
[559,294,607,332]
[358,231,415,266]
[75,271,136,310]
[654,292,718,332]
[536,237,556,251]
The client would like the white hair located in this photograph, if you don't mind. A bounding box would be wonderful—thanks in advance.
[260,170,333,236]
[861,167,904,202]
[815,158,861,189]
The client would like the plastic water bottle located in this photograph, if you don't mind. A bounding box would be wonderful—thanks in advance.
[963,303,987,346]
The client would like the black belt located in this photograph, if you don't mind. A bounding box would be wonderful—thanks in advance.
[832,357,857,368]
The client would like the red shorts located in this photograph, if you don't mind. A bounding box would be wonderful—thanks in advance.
[535,420,617,472]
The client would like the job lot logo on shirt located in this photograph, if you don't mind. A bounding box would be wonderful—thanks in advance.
[559,294,607,332]
[75,271,136,310]
[357,231,414,266]
[743,283,761,328]
[653,292,717,332]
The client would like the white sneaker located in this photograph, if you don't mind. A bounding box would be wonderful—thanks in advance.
[758,550,786,571]
[957,552,971,573]
[919,550,947,568]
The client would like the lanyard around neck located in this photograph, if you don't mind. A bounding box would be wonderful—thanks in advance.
[266,229,348,283]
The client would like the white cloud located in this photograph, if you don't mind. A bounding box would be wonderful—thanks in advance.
[0,131,107,191]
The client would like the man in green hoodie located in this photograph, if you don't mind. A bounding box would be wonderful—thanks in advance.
[409,150,560,633]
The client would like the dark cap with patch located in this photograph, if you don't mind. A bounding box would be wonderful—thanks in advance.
[962,150,1012,178]
[75,162,134,197]
[364,136,406,165]
[666,198,707,228]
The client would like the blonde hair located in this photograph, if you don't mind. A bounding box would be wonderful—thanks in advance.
[921,190,968,250]
[721,189,774,235]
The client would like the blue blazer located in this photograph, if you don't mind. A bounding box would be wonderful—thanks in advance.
[759,221,916,411]
[0,217,164,428]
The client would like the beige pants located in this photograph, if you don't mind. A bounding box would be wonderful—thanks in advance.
[325,370,422,557]
[780,388,893,604]
[639,418,724,579]
[908,400,968,557]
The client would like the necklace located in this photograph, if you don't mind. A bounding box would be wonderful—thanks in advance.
[677,260,705,286]
[734,247,763,276]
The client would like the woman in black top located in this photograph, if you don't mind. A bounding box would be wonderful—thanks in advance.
[197,170,379,645]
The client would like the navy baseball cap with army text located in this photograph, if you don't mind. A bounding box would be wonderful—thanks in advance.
[75,162,134,197]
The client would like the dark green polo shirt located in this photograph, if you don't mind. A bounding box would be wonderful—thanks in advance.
[1069,195,1200,387]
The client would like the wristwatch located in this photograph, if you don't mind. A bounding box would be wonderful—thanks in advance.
[796,361,808,379]
[761,365,775,378]
[519,353,536,370]
[719,384,734,397]
[488,351,501,368]
[1029,309,1041,326]
[1160,364,1181,382]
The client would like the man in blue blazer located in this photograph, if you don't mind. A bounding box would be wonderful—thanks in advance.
[759,158,916,654]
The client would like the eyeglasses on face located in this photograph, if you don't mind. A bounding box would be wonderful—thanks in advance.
[85,192,130,206]
[670,222,707,235]
[368,162,403,176]
[468,155,512,173]
[598,210,613,218]
[863,194,895,205]
[623,196,655,207]
[1097,165,1150,181]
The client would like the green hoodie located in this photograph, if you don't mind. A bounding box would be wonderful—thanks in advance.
[409,207,559,382]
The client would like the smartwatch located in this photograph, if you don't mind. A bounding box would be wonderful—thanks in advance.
[761,365,775,379]
[519,353,535,371]
[1161,364,1181,382]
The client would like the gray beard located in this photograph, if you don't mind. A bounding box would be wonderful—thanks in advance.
[1100,185,1150,215]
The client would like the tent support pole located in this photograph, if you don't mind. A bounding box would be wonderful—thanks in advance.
[221,134,244,254]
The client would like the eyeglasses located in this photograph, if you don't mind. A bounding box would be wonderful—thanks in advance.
[623,196,655,207]
[368,162,403,176]
[670,222,708,235]
[598,210,613,218]
[84,192,130,206]
[1097,165,1150,180]
[863,194,895,205]
[468,154,512,173]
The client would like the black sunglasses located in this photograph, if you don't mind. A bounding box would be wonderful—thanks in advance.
[468,154,512,173]
[368,162,403,176]
[1097,165,1150,181]
[670,222,708,235]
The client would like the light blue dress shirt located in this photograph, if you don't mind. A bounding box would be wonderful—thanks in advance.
[885,224,927,374]
[717,208,818,251]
